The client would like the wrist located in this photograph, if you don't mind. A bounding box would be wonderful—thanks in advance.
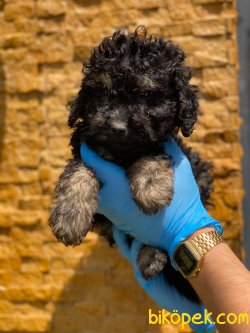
[169,217,223,266]
[172,228,224,279]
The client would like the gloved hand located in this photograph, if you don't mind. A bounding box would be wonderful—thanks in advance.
[112,226,217,333]
[80,139,222,263]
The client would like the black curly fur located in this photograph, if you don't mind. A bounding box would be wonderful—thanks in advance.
[51,26,214,303]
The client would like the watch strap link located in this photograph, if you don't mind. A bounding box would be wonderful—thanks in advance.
[186,230,223,256]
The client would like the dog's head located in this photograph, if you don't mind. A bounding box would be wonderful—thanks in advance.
[69,26,198,149]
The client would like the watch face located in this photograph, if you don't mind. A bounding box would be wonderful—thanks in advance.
[173,244,197,276]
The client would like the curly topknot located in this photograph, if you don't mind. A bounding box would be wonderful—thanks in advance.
[85,26,186,72]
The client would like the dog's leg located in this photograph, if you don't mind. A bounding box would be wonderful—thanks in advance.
[49,159,99,246]
[127,155,173,215]
[137,245,168,279]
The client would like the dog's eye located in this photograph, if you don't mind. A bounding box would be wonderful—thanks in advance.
[110,90,117,97]
[140,91,152,98]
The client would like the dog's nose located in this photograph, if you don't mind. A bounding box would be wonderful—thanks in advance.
[110,121,127,134]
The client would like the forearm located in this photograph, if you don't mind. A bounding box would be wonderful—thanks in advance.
[188,228,250,333]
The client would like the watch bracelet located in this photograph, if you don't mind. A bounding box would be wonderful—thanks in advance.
[187,230,223,256]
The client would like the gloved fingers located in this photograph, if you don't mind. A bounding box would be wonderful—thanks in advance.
[113,227,152,287]
[112,225,131,261]
[130,238,144,258]
[189,321,217,333]
[127,238,215,331]
[134,266,203,315]
[144,277,215,330]
[80,143,126,184]
[112,229,154,290]
[189,304,217,333]
[113,230,217,333]
[130,239,150,282]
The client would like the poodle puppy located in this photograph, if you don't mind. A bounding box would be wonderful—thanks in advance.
[49,26,213,302]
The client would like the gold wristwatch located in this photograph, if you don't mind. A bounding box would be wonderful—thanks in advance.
[172,230,223,279]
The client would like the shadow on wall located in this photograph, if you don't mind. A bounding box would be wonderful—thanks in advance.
[50,236,165,333]
[0,57,6,163]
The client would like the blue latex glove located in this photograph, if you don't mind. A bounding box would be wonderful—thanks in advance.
[112,226,217,333]
[80,139,222,264]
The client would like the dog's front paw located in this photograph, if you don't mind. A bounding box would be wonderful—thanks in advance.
[137,246,168,279]
[49,203,93,246]
[49,159,99,246]
[127,155,173,215]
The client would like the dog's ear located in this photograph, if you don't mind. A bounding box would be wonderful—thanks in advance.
[68,97,79,128]
[67,92,85,128]
[174,68,198,137]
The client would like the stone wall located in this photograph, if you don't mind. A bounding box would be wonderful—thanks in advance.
[0,0,243,332]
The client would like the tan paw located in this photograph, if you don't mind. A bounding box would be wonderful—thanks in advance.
[137,246,168,279]
[127,155,173,215]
